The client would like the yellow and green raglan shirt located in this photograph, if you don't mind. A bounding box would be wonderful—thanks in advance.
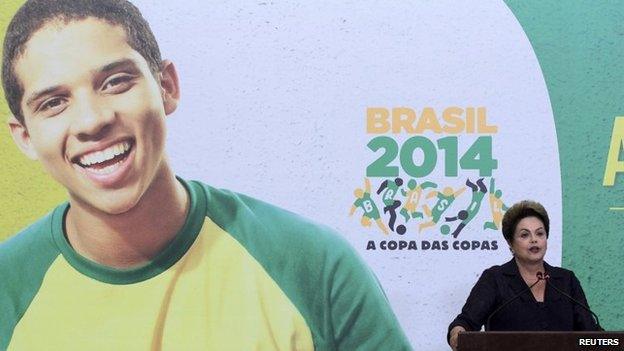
[0,179,411,350]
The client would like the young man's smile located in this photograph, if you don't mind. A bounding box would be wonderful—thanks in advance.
[11,18,179,215]
[71,138,136,187]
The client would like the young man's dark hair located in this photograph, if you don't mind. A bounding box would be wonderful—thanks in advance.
[2,0,162,125]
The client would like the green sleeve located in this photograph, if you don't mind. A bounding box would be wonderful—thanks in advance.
[0,210,61,350]
[326,235,412,350]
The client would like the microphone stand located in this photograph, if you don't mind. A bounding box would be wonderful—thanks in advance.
[542,273,604,331]
[485,272,544,331]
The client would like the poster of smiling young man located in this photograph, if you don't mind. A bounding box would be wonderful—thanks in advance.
[0,1,622,350]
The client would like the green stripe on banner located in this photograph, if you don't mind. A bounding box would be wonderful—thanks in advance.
[0,0,66,242]
[505,1,624,329]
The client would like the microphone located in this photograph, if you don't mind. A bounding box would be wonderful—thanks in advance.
[541,273,604,331]
[485,272,544,331]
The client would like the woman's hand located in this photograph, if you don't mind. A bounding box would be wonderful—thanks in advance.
[449,326,466,351]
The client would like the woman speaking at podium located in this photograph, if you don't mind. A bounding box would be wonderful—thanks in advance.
[447,200,600,351]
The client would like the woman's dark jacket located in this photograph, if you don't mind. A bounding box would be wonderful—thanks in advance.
[448,258,599,341]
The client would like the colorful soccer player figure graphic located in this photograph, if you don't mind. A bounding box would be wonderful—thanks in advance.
[350,178,389,235]
[483,178,509,230]
[377,177,405,234]
[399,179,438,222]
[419,185,466,233]
[442,178,487,238]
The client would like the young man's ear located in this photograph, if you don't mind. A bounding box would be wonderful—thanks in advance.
[8,116,38,160]
[159,60,180,115]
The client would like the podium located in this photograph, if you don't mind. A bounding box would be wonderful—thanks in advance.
[458,331,624,351]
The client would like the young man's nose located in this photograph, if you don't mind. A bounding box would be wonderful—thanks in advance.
[71,96,115,140]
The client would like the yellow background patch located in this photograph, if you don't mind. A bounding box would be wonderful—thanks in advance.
[0,0,66,241]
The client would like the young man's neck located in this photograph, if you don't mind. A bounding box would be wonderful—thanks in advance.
[65,162,189,269]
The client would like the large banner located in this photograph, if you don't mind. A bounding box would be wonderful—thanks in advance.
[0,1,621,349]
[144,3,562,348]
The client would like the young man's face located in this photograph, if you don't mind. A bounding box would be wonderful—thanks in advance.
[10,18,179,214]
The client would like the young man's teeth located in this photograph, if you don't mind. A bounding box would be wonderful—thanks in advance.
[89,160,124,175]
[80,141,130,166]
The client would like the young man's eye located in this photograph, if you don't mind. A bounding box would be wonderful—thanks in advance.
[102,74,134,93]
[38,97,67,115]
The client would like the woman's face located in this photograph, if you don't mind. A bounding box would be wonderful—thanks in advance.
[510,216,548,264]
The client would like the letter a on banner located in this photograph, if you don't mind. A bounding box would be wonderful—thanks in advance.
[603,117,624,186]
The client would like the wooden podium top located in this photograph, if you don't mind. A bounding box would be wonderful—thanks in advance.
[458,331,624,351]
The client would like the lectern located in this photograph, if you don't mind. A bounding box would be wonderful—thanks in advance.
[458,331,624,351]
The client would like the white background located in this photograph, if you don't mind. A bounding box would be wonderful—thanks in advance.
[135,1,562,349]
